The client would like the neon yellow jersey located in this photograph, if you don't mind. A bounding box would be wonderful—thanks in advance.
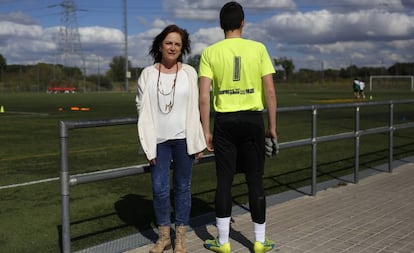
[199,38,275,112]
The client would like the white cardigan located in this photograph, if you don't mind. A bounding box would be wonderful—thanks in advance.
[136,63,206,160]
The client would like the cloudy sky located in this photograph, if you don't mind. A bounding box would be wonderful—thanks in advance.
[1,0,414,74]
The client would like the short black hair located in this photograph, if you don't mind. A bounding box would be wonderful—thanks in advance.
[220,1,244,32]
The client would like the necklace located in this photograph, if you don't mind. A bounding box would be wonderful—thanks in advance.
[157,63,178,114]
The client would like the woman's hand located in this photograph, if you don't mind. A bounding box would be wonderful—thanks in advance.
[149,159,156,166]
[195,151,204,160]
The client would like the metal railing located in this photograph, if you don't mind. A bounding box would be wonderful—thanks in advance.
[59,99,414,253]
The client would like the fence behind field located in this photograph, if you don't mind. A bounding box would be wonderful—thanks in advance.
[59,99,414,253]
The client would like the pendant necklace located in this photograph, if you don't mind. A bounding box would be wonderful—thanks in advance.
[157,63,178,114]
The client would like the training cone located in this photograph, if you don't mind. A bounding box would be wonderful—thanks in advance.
[0,105,4,113]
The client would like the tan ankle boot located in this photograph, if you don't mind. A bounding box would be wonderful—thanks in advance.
[150,226,171,253]
[174,225,187,253]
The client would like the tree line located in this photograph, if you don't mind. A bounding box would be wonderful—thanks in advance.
[0,54,142,92]
[0,53,413,92]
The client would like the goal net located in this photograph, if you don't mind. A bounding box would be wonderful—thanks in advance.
[369,75,414,92]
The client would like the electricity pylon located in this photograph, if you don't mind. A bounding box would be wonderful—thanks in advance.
[51,0,86,91]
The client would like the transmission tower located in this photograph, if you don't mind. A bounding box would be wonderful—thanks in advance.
[55,0,86,89]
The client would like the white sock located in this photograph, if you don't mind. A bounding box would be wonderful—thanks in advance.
[254,222,266,243]
[216,217,231,245]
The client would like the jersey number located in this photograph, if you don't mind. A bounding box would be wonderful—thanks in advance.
[233,56,241,81]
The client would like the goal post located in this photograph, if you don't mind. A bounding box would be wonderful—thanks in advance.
[369,75,414,92]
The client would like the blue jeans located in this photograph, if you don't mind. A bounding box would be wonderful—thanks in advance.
[151,139,194,226]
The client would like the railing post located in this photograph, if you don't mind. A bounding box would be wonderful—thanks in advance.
[388,103,394,172]
[311,106,317,196]
[60,121,71,253]
[354,106,360,183]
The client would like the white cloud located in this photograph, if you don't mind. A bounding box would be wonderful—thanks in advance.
[261,9,414,44]
[336,0,404,11]
[173,9,217,21]
[240,0,296,10]
[0,21,57,63]
[0,11,37,25]
[80,27,124,44]
[164,0,296,21]
[296,0,405,12]
[190,29,223,57]
[0,0,413,72]
[0,21,42,38]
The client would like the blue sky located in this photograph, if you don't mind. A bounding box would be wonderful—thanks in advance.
[1,0,414,74]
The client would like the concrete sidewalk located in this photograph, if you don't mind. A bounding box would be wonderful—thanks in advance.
[124,159,414,253]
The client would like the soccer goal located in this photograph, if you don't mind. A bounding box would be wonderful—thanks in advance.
[369,75,414,92]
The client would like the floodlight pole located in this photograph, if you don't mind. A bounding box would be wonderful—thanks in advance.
[124,0,129,92]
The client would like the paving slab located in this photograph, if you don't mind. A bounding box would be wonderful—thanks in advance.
[124,160,414,253]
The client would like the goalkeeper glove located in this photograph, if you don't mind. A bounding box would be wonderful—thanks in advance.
[265,137,279,157]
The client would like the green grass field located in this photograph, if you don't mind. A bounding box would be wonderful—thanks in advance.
[0,84,413,253]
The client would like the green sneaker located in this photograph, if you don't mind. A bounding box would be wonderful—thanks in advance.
[203,238,231,253]
[253,238,275,253]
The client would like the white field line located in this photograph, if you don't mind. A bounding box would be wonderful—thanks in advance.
[0,177,59,190]
[0,165,146,190]
[5,111,49,116]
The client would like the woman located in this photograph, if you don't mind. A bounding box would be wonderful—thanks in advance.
[135,24,206,253]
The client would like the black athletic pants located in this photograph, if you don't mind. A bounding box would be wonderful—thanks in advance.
[213,111,266,224]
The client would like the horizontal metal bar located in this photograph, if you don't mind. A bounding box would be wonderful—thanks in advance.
[69,154,217,186]
[279,138,312,149]
[59,100,414,132]
[70,164,149,185]
[194,154,215,164]
[277,99,414,113]
[394,122,414,130]
[360,126,390,136]
[316,132,355,143]
[63,117,137,130]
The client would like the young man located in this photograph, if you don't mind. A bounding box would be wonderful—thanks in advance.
[198,2,277,253]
